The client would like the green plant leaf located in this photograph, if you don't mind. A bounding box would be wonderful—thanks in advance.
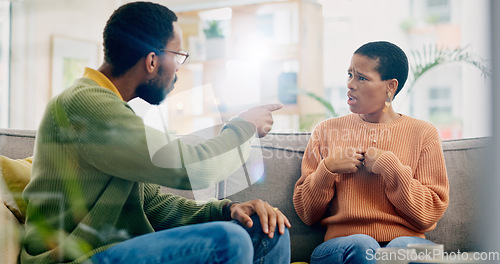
[203,20,224,39]
[408,44,490,93]
[297,89,338,118]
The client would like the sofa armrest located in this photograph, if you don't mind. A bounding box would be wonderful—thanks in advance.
[0,200,23,264]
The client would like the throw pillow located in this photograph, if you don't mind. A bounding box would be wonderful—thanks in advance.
[0,155,33,223]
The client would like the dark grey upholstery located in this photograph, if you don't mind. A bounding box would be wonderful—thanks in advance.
[0,129,488,262]
[427,138,489,253]
[227,133,324,262]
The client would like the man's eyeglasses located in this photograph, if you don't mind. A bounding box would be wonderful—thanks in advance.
[161,49,189,64]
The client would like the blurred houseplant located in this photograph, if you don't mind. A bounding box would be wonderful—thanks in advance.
[406,44,490,93]
[203,20,226,59]
[203,20,224,39]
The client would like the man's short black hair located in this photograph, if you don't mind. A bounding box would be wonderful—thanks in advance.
[103,1,178,77]
[354,41,409,99]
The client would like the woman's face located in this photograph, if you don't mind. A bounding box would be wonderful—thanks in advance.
[346,54,391,115]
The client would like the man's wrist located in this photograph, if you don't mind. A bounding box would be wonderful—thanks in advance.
[223,201,240,220]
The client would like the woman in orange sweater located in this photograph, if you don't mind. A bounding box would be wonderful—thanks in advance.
[293,41,449,264]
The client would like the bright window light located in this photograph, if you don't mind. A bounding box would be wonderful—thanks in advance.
[0,2,10,128]
[198,7,232,21]
[223,60,261,108]
[319,0,353,18]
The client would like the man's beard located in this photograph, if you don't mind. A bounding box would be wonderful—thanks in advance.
[136,73,177,105]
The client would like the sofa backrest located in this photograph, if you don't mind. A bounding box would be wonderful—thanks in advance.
[0,129,36,159]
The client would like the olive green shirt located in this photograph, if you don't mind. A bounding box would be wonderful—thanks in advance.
[21,71,255,264]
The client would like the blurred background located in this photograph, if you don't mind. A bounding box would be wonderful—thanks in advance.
[0,0,492,139]
[1,0,500,256]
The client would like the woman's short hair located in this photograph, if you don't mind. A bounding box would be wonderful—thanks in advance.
[103,1,178,77]
[354,41,409,98]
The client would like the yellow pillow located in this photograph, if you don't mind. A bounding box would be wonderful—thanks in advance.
[0,155,32,223]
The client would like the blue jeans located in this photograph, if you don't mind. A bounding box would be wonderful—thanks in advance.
[310,234,434,264]
[89,214,290,264]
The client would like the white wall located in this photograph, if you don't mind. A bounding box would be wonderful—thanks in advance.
[118,0,289,12]
[323,0,411,117]
[460,0,491,138]
[9,0,117,129]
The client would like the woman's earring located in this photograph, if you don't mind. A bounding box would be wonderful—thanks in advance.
[382,92,391,113]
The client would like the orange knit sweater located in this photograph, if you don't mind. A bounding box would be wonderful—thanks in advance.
[293,114,449,242]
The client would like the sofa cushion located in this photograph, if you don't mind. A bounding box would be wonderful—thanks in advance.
[0,155,33,223]
[226,133,324,262]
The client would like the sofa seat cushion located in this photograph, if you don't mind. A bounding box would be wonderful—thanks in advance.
[0,155,33,223]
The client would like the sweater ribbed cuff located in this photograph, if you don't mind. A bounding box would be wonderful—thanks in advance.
[372,151,410,190]
[372,151,395,175]
[222,201,240,221]
[211,199,231,220]
[312,159,337,190]
[226,117,257,140]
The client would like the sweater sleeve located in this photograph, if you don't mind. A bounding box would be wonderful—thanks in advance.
[150,118,255,190]
[54,84,255,190]
[372,127,449,232]
[293,126,338,226]
[143,184,230,230]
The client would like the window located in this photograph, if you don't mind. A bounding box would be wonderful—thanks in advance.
[428,86,460,139]
[426,0,451,23]
[429,87,452,117]
[0,2,10,128]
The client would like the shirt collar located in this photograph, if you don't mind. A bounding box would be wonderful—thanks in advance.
[83,67,124,101]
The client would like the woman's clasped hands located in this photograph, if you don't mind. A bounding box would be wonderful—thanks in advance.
[324,147,387,174]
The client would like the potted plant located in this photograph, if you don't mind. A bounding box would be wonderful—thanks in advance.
[406,44,490,93]
[203,20,224,39]
[203,20,226,60]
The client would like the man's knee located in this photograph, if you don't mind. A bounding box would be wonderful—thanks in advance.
[210,222,253,259]
[237,215,291,262]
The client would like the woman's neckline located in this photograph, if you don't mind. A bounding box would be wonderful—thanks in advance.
[355,113,405,126]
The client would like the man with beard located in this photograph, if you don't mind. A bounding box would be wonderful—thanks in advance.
[21,2,290,264]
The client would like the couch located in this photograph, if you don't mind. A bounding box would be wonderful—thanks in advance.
[0,128,489,263]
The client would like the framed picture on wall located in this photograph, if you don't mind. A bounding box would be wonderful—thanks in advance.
[51,36,99,97]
